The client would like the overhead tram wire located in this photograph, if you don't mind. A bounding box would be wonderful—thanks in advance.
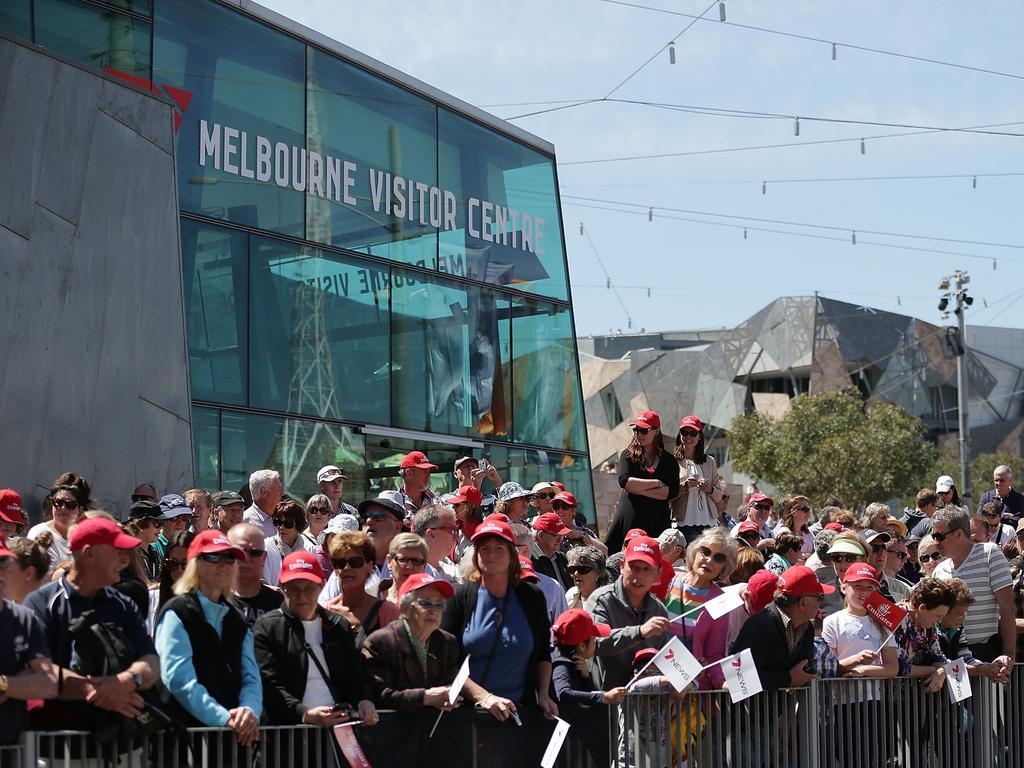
[596,0,1024,84]
[560,170,1024,189]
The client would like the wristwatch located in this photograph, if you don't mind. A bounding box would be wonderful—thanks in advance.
[0,675,8,695]
[131,671,144,690]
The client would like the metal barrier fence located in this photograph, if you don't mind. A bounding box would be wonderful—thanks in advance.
[11,667,1024,767]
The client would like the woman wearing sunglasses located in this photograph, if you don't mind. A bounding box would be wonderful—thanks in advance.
[268,499,312,558]
[302,493,336,548]
[664,528,737,690]
[147,530,194,633]
[321,530,399,647]
[564,545,609,609]
[27,483,83,574]
[155,530,262,746]
[916,534,945,577]
[822,533,869,618]
[670,415,724,545]
[604,410,680,554]
[773,495,815,555]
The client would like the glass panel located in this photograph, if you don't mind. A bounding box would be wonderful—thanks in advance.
[512,298,587,452]
[438,109,567,300]
[249,235,390,424]
[391,270,511,440]
[0,0,31,41]
[191,406,220,491]
[220,410,366,506]
[306,48,438,267]
[35,0,151,79]
[365,435,467,499]
[503,449,595,525]
[153,0,305,236]
[181,219,247,405]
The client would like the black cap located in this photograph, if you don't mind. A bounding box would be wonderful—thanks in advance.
[357,496,406,520]
[211,490,245,508]
[128,500,164,521]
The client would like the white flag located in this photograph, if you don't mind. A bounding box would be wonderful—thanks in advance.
[540,718,571,768]
[704,589,745,620]
[651,636,704,693]
[944,659,972,703]
[721,648,763,703]
[449,656,472,705]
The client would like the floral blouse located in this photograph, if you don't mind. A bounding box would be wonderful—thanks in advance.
[893,615,948,677]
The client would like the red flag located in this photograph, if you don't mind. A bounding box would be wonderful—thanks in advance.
[333,724,373,768]
[864,590,908,633]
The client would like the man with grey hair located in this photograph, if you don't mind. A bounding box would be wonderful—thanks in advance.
[933,505,1015,668]
[977,465,1024,523]
[511,522,568,622]
[657,528,687,573]
[412,504,459,582]
[244,469,283,584]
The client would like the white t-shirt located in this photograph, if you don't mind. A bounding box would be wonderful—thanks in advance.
[27,522,70,573]
[934,542,1012,644]
[821,609,896,702]
[301,619,335,709]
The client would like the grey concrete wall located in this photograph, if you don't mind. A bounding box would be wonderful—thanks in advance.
[0,34,193,522]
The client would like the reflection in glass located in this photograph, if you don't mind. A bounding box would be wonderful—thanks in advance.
[181,220,247,405]
[154,0,305,236]
[512,298,587,452]
[249,236,390,424]
[306,48,438,267]
[35,0,151,79]
[438,109,568,301]
[391,271,510,440]
[0,0,31,41]
[191,406,220,491]
[365,436,468,499]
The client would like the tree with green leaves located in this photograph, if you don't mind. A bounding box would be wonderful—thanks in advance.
[729,388,938,511]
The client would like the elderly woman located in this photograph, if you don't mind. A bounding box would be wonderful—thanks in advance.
[494,482,535,523]
[362,573,462,764]
[664,528,737,689]
[268,499,311,558]
[441,515,557,767]
[773,495,815,554]
[378,533,428,604]
[302,493,335,548]
[321,530,399,645]
[764,532,805,576]
[565,545,608,609]
[253,551,376,727]
[155,530,261,745]
[859,502,893,534]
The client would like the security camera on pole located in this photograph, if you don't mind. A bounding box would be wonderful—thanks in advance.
[938,271,974,509]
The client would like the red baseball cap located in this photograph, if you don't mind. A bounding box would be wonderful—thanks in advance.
[550,482,565,491]
[0,490,25,525]
[69,518,141,552]
[533,512,571,536]
[552,608,611,646]
[187,529,246,562]
[398,572,455,601]
[738,520,762,536]
[633,647,658,667]
[748,492,774,507]
[448,485,483,506]
[399,451,438,470]
[678,415,703,432]
[746,570,781,613]
[842,563,880,585]
[624,527,648,544]
[631,410,660,430]
[552,491,577,507]
[625,536,662,568]
[279,551,324,585]
[824,522,844,532]
[778,565,836,596]
[518,556,539,582]
[471,514,515,544]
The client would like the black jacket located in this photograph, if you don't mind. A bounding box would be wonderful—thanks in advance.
[731,603,814,691]
[533,551,572,590]
[252,605,371,724]
[441,579,552,703]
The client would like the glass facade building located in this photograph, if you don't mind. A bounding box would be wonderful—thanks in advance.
[3,0,593,515]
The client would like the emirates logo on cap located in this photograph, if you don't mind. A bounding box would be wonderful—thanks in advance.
[212,536,230,547]
[288,560,314,571]
[632,542,655,555]
[2,503,18,512]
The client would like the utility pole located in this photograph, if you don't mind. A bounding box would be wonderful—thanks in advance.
[938,271,974,508]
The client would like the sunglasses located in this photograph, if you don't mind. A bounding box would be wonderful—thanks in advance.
[678,429,700,438]
[886,550,908,560]
[920,552,944,562]
[739,532,760,541]
[830,554,859,565]
[536,492,557,500]
[394,555,426,567]
[273,518,297,529]
[632,426,651,435]
[332,556,367,570]
[753,504,772,511]
[698,545,728,565]
[240,548,265,559]
[164,558,187,570]
[199,552,238,565]
[567,565,594,575]
[552,501,575,511]
[931,530,957,542]
[53,498,80,510]
[367,510,395,522]
[414,599,446,612]
[428,525,458,535]
[308,506,330,516]
[870,543,888,554]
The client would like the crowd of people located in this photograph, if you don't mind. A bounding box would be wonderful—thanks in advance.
[0,420,1022,766]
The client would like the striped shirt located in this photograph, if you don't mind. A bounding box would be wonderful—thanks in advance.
[935,542,1012,644]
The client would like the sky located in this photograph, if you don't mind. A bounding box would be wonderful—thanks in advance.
[261,0,1024,337]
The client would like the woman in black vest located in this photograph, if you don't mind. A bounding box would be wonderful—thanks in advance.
[155,530,262,746]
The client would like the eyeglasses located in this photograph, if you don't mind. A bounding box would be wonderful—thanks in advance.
[536,492,557,500]
[199,552,238,565]
[632,426,651,435]
[552,502,575,511]
[332,556,366,570]
[414,599,446,612]
[394,555,426,567]
[164,558,187,570]
[567,565,594,575]
[308,506,330,516]
[870,543,887,554]
[920,552,944,562]
[679,429,699,438]
[428,525,458,535]
[273,518,297,529]
[53,498,80,510]
[886,549,908,560]
[931,529,958,542]
[698,545,728,565]
[831,554,859,564]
